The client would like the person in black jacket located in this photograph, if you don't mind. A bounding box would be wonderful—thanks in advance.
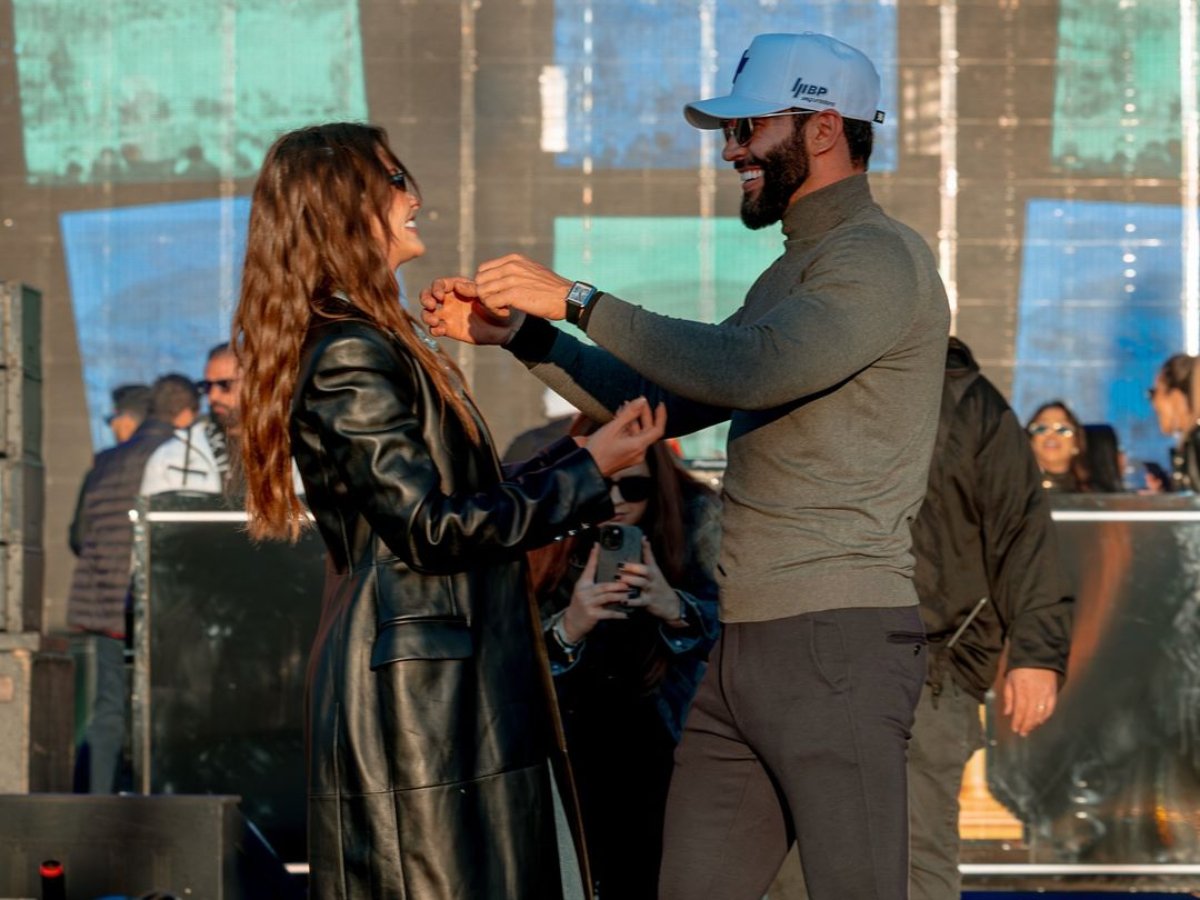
[231,122,665,899]
[68,383,152,557]
[907,337,1074,899]
[529,426,721,900]
[1025,400,1093,492]
[68,374,201,792]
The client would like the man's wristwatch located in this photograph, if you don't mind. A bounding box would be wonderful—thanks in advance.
[564,281,598,326]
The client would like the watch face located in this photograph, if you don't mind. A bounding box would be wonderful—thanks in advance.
[566,282,595,323]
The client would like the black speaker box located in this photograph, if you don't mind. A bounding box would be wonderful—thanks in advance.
[0,794,301,899]
[131,494,322,862]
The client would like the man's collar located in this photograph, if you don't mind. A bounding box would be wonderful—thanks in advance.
[782,173,874,240]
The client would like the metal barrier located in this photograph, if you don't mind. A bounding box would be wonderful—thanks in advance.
[964,493,1200,891]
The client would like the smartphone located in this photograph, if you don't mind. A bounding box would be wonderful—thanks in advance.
[594,523,644,584]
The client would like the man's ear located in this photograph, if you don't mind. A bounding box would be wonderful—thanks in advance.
[805,110,845,156]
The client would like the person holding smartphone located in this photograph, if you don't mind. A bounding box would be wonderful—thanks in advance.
[528,423,721,900]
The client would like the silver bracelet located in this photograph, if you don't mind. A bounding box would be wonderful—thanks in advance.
[550,612,583,653]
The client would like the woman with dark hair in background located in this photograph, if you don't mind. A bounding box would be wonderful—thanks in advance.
[1149,353,1200,492]
[231,122,665,898]
[528,422,721,900]
[1026,400,1093,492]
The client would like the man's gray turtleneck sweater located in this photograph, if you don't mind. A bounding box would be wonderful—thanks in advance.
[507,174,950,622]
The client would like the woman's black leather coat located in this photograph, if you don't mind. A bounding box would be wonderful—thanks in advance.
[290,316,613,898]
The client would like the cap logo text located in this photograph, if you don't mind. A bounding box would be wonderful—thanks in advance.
[791,78,829,99]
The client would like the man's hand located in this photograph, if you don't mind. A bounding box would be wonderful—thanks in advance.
[1004,667,1059,737]
[475,254,574,320]
[419,276,524,345]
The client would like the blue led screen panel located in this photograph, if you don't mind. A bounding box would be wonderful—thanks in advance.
[552,0,896,172]
[61,199,250,451]
[1012,199,1183,474]
[1052,0,1185,177]
[553,215,784,458]
[13,0,368,185]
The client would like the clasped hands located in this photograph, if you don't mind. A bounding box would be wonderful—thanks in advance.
[420,254,664,476]
[419,254,574,346]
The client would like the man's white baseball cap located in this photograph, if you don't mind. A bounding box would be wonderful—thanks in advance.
[684,32,885,129]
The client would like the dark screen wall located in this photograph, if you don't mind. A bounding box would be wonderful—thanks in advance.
[0,0,1191,627]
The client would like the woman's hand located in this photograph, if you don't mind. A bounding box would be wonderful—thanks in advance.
[559,545,634,643]
[616,539,684,623]
[419,276,525,345]
[585,398,667,477]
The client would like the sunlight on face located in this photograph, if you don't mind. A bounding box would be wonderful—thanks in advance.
[1028,407,1078,475]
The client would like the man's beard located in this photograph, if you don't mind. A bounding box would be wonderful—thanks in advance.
[740,126,810,230]
[212,406,238,431]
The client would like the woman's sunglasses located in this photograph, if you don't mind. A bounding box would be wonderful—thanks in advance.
[609,475,652,503]
[1027,423,1074,438]
[387,168,409,191]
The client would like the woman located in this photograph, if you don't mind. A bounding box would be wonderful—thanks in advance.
[231,123,664,899]
[528,426,720,900]
[1149,353,1200,491]
[1026,400,1092,492]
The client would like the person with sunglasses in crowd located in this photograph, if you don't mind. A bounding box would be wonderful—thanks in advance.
[197,342,241,491]
[231,122,666,898]
[423,31,948,899]
[138,342,247,497]
[528,420,720,900]
[1148,353,1200,492]
[1026,400,1093,492]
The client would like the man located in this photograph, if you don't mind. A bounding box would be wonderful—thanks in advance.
[422,32,950,898]
[139,343,237,495]
[776,337,1075,899]
[70,384,152,556]
[68,374,201,792]
[141,341,241,496]
[907,337,1072,897]
[198,341,240,487]
[105,383,152,445]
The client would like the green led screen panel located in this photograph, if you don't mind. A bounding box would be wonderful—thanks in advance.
[1052,0,1187,177]
[13,0,368,185]
[554,216,783,459]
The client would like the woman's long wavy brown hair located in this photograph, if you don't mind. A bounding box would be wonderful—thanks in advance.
[233,122,479,541]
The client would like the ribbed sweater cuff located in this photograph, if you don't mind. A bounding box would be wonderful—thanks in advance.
[505,315,558,363]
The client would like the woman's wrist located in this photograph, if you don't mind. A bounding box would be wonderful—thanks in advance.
[554,610,585,647]
[664,592,690,629]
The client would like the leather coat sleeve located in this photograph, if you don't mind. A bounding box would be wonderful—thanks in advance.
[297,329,614,574]
[502,435,581,480]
